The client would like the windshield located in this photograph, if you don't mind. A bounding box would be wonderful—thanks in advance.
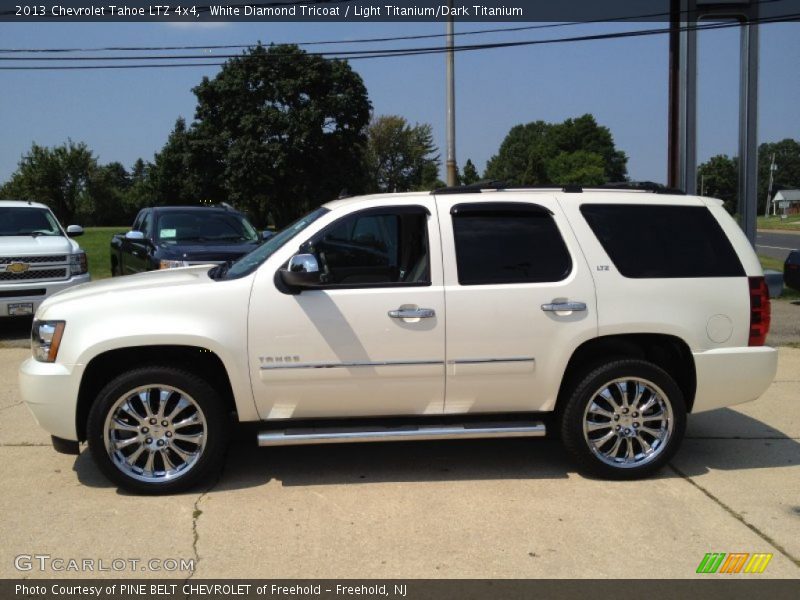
[223,207,329,280]
[156,211,259,243]
[0,207,62,237]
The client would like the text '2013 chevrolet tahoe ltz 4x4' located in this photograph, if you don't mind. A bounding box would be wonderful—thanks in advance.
[19,186,777,493]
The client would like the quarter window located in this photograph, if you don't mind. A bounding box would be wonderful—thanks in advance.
[451,203,572,285]
[580,204,745,278]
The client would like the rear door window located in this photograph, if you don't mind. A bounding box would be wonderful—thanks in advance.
[451,202,572,285]
[580,204,744,278]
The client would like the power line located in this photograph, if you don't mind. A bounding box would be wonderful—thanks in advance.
[0,0,790,54]
[0,13,796,70]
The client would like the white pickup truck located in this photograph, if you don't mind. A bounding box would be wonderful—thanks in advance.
[19,186,777,493]
[1,200,90,318]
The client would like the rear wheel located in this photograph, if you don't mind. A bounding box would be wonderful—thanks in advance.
[87,367,229,494]
[560,359,686,479]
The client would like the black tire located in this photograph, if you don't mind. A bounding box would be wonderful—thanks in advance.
[560,359,686,480]
[87,366,229,494]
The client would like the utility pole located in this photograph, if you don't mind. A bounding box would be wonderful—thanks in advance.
[445,1,457,186]
[765,152,776,216]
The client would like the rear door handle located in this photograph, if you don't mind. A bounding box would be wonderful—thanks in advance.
[541,302,587,312]
[388,308,436,319]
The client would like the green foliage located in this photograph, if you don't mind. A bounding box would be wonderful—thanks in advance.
[1,141,96,223]
[546,150,606,186]
[484,114,628,186]
[367,115,441,192]
[460,159,480,185]
[188,44,372,227]
[698,154,738,213]
[698,139,800,215]
[146,117,204,206]
[759,139,800,212]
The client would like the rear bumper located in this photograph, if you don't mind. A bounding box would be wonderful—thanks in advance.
[18,357,83,441]
[692,346,778,413]
[0,274,90,317]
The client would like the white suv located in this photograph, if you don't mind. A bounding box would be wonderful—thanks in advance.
[18,186,777,493]
[1,200,90,318]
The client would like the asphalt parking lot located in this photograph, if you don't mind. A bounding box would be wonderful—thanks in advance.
[0,323,798,579]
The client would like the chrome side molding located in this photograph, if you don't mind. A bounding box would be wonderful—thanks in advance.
[448,357,535,365]
[257,421,546,446]
[260,359,444,370]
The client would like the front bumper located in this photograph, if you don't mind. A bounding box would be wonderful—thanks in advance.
[18,357,84,441]
[692,346,778,413]
[0,274,91,317]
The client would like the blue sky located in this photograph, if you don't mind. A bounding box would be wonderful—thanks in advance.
[0,20,798,184]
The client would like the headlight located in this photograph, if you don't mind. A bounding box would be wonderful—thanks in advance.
[159,260,189,269]
[31,320,66,363]
[69,252,88,275]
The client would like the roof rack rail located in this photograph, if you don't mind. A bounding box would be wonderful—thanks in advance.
[431,181,684,195]
[592,181,686,195]
[431,180,507,194]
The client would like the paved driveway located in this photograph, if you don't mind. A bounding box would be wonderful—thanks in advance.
[0,345,798,579]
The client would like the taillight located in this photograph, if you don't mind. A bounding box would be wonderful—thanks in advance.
[748,276,771,346]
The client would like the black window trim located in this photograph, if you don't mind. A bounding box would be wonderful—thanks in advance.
[287,204,433,291]
[451,202,573,286]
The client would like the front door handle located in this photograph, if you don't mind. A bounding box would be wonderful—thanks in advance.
[388,308,436,319]
[541,301,587,312]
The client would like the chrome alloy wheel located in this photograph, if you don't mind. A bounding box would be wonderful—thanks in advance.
[582,377,674,469]
[103,385,207,483]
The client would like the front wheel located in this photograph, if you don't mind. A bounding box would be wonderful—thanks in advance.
[560,359,686,480]
[87,367,229,494]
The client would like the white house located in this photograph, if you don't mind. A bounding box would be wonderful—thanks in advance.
[772,190,800,215]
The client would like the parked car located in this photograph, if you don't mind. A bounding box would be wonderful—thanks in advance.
[0,200,89,318]
[110,205,267,275]
[784,249,800,292]
[19,185,777,493]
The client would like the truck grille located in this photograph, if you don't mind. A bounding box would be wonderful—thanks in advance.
[0,268,68,281]
[0,255,67,264]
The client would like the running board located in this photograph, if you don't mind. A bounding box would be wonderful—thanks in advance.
[257,421,546,447]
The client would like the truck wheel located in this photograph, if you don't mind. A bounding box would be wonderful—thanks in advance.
[560,359,686,480]
[87,367,229,494]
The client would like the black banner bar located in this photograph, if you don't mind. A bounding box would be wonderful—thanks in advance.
[6,579,800,600]
[2,0,800,23]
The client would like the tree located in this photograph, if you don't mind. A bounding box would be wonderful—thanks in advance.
[697,139,800,215]
[758,138,800,213]
[697,154,738,213]
[80,161,131,225]
[188,44,372,227]
[0,141,96,223]
[484,114,628,186]
[147,117,210,206]
[367,115,441,192]
[460,159,479,185]
[547,150,606,186]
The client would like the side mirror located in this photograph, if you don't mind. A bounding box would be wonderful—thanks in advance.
[125,231,145,241]
[66,225,84,237]
[280,254,321,290]
[262,230,275,241]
